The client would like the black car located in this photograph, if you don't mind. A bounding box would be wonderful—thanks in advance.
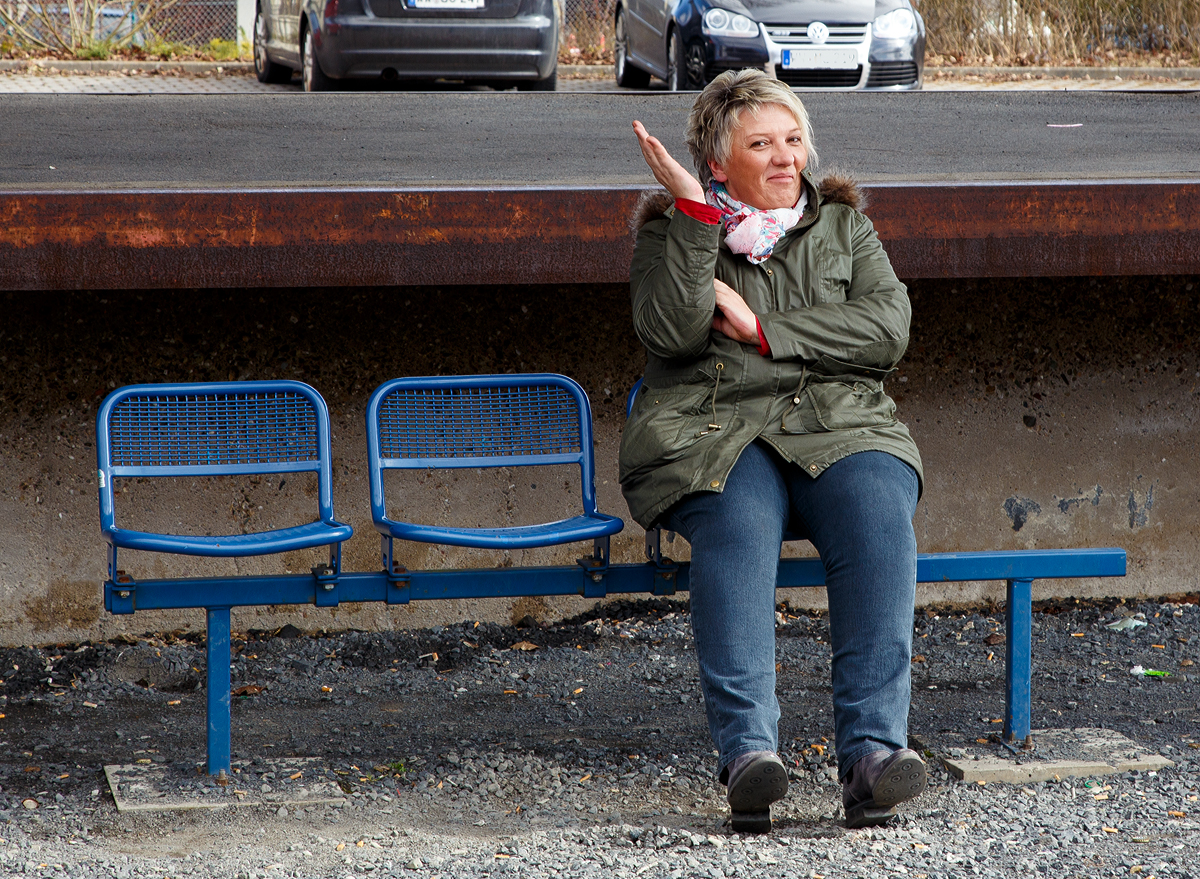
[614,0,925,91]
[253,0,560,92]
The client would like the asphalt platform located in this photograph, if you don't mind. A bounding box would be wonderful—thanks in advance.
[3,90,1199,188]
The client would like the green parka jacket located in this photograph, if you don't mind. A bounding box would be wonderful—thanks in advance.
[618,169,923,529]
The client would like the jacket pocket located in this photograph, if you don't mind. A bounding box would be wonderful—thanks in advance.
[781,377,897,434]
[619,372,721,477]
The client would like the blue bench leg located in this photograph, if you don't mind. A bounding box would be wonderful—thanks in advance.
[1003,578,1033,743]
[206,607,232,777]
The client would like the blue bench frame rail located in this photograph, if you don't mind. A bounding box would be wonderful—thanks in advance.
[99,378,1127,777]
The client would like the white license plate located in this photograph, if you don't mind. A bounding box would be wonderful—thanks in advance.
[781,48,859,70]
[407,0,484,7]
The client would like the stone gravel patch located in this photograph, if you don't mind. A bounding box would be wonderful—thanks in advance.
[0,596,1197,877]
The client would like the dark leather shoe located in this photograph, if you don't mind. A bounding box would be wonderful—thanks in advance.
[842,748,927,829]
[725,751,788,833]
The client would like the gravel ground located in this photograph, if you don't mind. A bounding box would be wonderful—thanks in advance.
[1,595,1198,878]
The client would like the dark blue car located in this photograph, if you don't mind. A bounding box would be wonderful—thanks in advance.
[614,0,924,91]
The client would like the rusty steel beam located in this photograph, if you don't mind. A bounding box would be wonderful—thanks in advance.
[868,179,1200,279]
[2,180,1197,291]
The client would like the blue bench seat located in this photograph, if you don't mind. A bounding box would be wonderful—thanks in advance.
[104,520,354,557]
[97,380,352,777]
[381,516,622,550]
[367,373,624,563]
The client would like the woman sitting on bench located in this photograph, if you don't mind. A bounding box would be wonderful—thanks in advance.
[622,69,926,832]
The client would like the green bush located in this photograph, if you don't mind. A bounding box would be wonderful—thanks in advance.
[206,38,251,62]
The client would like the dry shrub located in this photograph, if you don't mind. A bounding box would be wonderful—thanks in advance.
[916,0,1200,65]
[0,0,186,55]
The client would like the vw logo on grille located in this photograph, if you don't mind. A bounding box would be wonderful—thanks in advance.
[807,21,829,44]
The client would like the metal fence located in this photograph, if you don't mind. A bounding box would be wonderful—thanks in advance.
[0,0,237,47]
[561,0,614,54]
[153,0,236,44]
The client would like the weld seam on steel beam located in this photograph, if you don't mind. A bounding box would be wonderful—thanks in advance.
[2,180,1197,290]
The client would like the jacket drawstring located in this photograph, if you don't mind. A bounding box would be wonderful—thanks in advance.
[696,362,724,437]
[784,365,809,431]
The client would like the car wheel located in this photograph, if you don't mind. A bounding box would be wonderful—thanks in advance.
[516,69,557,91]
[684,39,707,88]
[302,26,334,92]
[614,9,650,89]
[253,6,291,84]
[666,29,687,91]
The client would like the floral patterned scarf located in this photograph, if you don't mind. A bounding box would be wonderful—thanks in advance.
[706,181,808,265]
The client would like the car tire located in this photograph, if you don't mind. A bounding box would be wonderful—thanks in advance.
[516,69,557,91]
[302,26,334,92]
[666,29,687,91]
[684,39,708,89]
[615,9,650,89]
[253,6,291,84]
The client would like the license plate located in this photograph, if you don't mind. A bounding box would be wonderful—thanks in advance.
[781,48,859,70]
[407,0,484,7]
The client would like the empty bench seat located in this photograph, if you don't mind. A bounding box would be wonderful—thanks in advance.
[96,380,353,776]
[98,381,352,562]
[366,373,624,554]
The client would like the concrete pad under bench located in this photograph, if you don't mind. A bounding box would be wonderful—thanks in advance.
[105,757,347,813]
[940,727,1174,784]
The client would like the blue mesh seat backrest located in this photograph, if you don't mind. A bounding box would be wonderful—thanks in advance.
[376,383,582,467]
[108,389,320,473]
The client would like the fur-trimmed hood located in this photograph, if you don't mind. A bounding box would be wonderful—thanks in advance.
[630,171,865,234]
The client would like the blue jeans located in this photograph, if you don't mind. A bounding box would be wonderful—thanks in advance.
[665,442,919,781]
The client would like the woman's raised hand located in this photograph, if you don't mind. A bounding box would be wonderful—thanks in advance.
[633,120,705,203]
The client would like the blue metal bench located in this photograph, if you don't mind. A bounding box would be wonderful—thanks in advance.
[96,375,1125,777]
[97,381,353,776]
[624,378,1126,746]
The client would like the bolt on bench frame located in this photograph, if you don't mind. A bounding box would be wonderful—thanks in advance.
[98,378,1126,776]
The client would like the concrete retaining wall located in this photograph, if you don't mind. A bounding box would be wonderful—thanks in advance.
[1,275,1197,646]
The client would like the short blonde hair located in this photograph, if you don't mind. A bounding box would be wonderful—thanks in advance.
[685,69,818,188]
